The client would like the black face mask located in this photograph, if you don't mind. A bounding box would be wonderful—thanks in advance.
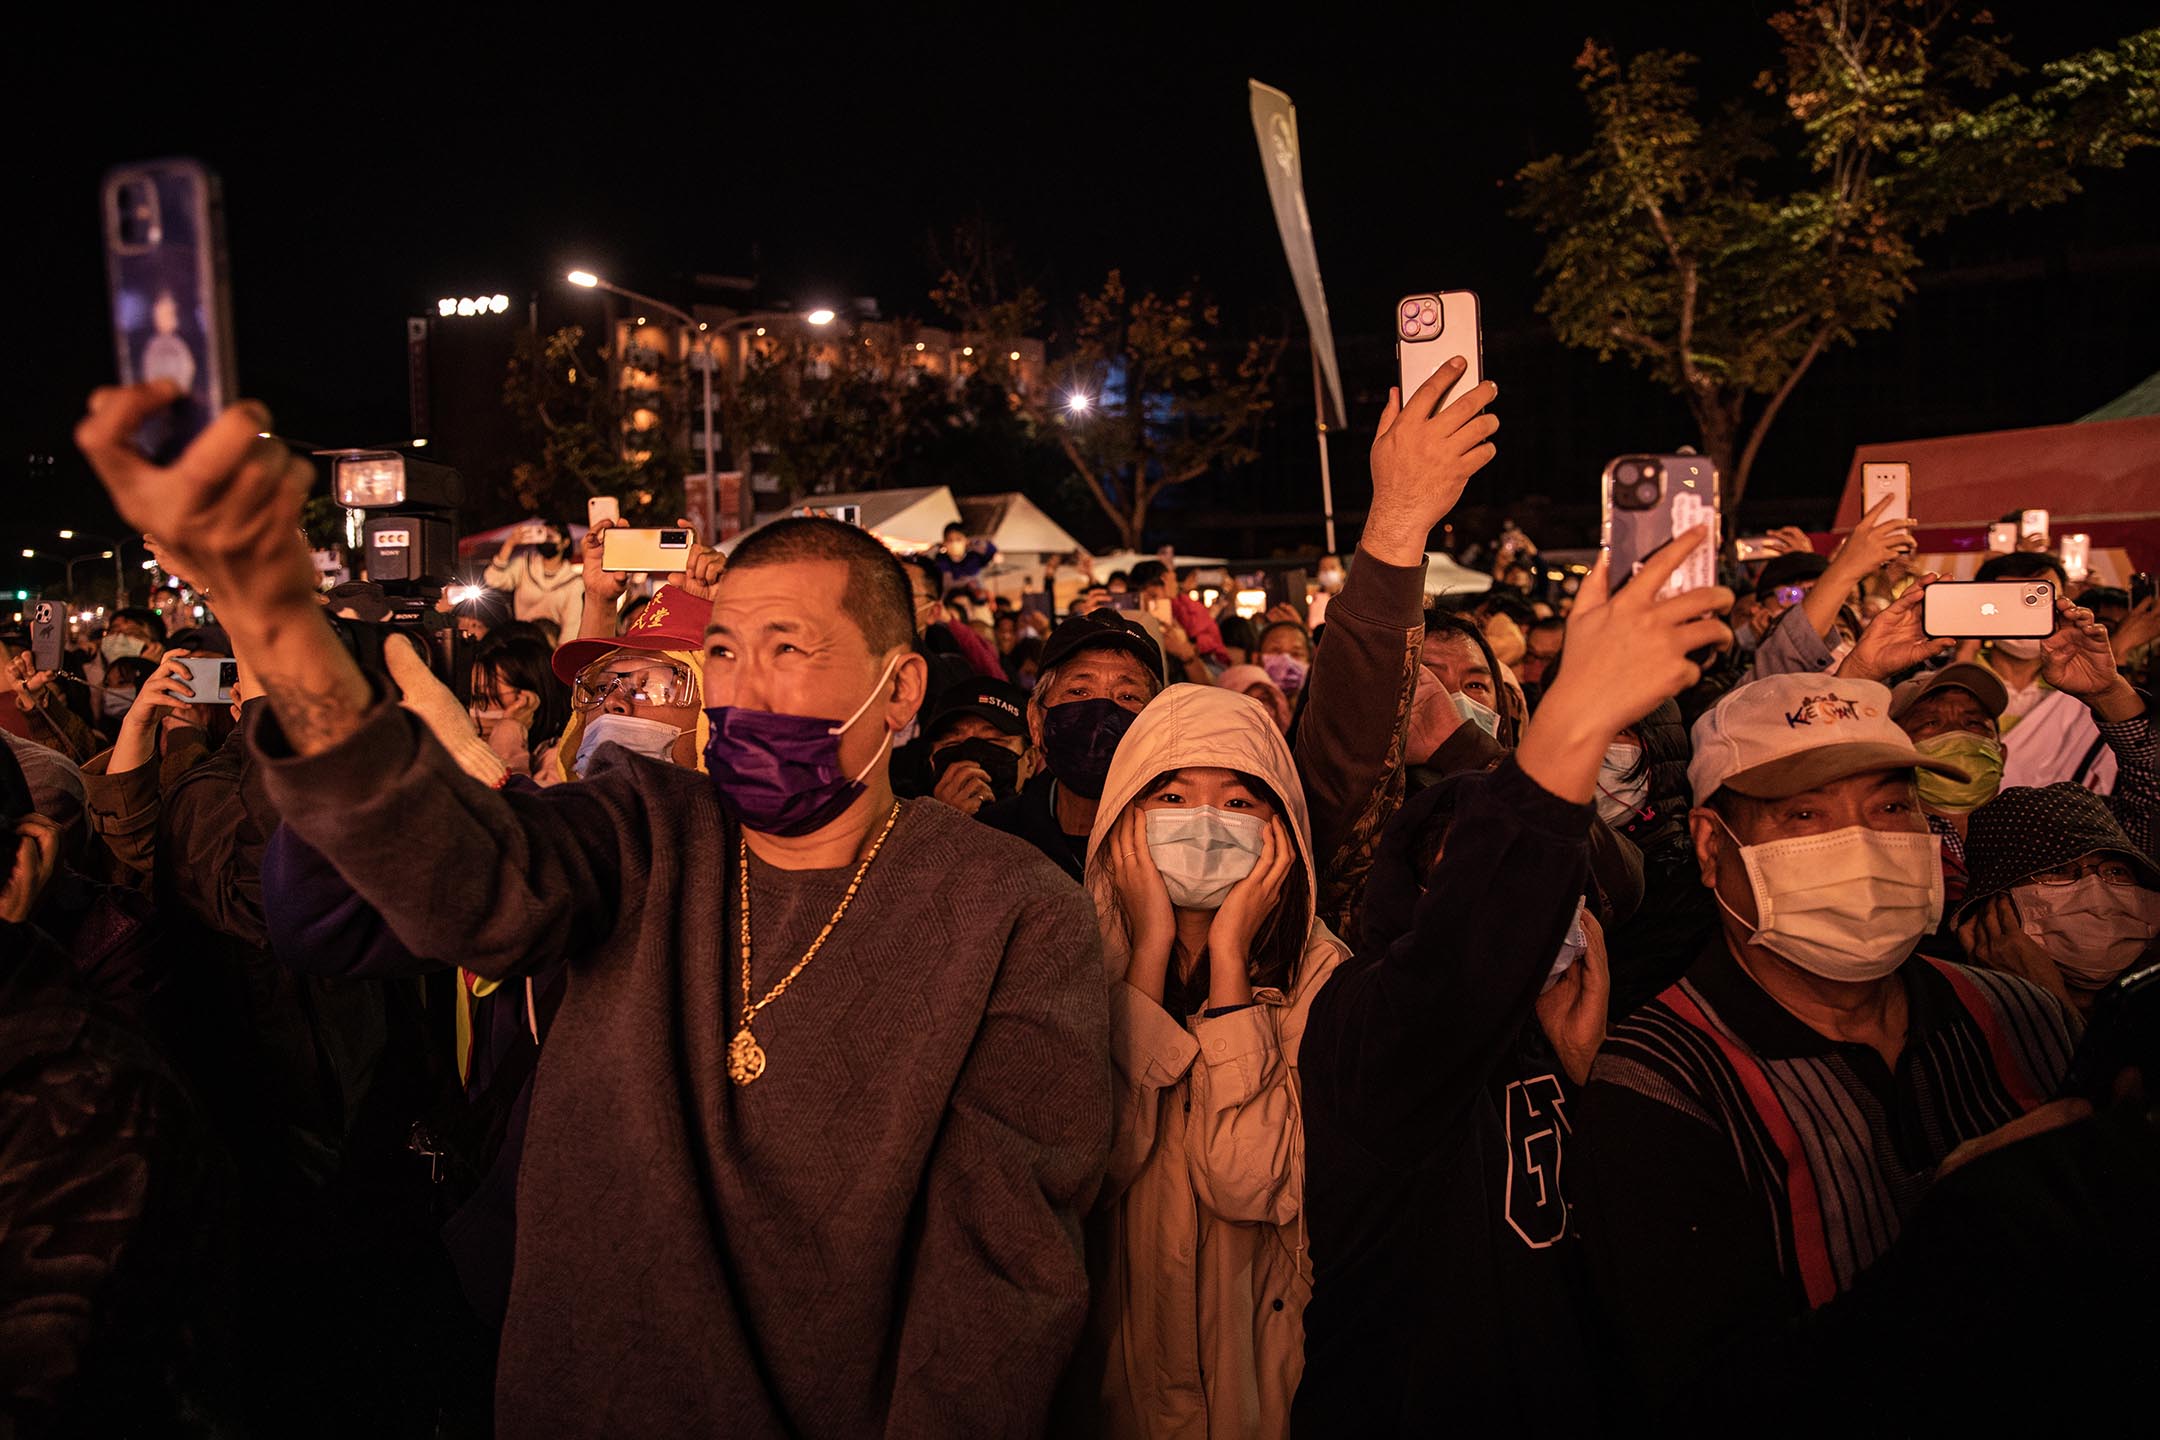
[932,736,1022,803]
[540,541,566,559]
[1039,697,1137,801]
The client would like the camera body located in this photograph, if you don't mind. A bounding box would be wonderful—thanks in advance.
[322,449,465,593]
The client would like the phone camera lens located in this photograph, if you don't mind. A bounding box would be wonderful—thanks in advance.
[2024,592,2041,606]
[1633,481,1660,507]
[1617,462,1639,482]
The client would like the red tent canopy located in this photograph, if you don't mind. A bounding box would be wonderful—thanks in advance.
[1828,415,2160,565]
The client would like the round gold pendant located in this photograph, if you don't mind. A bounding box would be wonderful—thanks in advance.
[727,1028,767,1086]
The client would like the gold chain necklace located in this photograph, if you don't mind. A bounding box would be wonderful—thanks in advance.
[728,801,903,1086]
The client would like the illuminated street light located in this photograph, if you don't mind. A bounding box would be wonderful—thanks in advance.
[58,529,74,539]
[411,438,429,448]
[567,270,599,288]
[1009,350,1021,361]
[806,308,837,326]
[1066,393,1093,414]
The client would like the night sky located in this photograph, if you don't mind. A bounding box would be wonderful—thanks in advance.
[10,4,2152,576]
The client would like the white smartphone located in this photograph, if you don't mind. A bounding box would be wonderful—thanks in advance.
[2060,533,2091,583]
[180,656,238,704]
[1395,291,1484,416]
[601,526,695,573]
[588,495,620,528]
[1922,580,2055,639]
[1862,462,1910,522]
[1733,535,1779,563]
[1988,523,2019,554]
[2021,509,2050,547]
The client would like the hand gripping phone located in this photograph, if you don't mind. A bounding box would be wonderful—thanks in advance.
[601,526,695,573]
[1921,580,2055,639]
[1394,292,1484,415]
[588,495,621,528]
[1601,453,1721,599]
[102,159,237,464]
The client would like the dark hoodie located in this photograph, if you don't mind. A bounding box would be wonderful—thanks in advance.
[1295,758,1610,1436]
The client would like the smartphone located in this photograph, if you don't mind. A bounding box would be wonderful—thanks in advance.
[2021,509,2050,547]
[1108,592,1142,612]
[1733,535,1779,563]
[588,496,620,528]
[30,601,64,673]
[102,159,237,464]
[1395,291,1484,415]
[2059,533,2092,584]
[1601,453,1721,599]
[601,526,695,573]
[1988,523,2019,555]
[2056,961,2158,1101]
[1921,580,2055,639]
[179,656,238,705]
[1862,462,1911,522]
[2131,572,2155,610]
[789,503,864,527]
[1144,596,1174,626]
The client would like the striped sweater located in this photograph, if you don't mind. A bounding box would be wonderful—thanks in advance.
[1578,943,2077,1406]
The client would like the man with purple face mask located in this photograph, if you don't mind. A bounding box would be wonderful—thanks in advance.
[73,382,1112,1440]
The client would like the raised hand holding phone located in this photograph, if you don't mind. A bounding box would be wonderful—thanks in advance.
[1520,528,1732,804]
[1363,355,1500,567]
[108,650,201,775]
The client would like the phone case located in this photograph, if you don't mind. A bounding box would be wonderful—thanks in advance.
[103,159,236,464]
[601,527,696,572]
[1395,292,1483,416]
[2021,509,2050,544]
[30,601,64,673]
[588,497,621,528]
[1862,462,1910,522]
[181,657,237,704]
[1988,523,2019,554]
[1922,581,2055,639]
[1601,454,1721,599]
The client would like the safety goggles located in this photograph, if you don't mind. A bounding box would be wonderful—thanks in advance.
[572,655,698,711]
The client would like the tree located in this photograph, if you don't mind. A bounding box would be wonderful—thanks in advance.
[1515,6,2157,513]
[720,326,970,503]
[1022,271,1280,551]
[502,324,688,524]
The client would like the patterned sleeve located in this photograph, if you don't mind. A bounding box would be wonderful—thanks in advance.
[2096,706,2160,858]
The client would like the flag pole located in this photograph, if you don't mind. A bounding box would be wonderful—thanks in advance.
[1311,348,1337,553]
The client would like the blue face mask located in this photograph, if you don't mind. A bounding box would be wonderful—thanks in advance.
[1450,688,1501,739]
[1144,805,1267,909]
[702,656,897,836]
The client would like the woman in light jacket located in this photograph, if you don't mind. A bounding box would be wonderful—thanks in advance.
[1079,682,1349,1439]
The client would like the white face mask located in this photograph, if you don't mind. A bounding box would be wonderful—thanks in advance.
[1713,820,1942,982]
[1450,689,1501,740]
[2011,876,2160,991]
[1544,898,1588,994]
[101,633,148,663]
[1145,805,1267,910]
[575,712,686,774]
[1992,637,2043,661]
[1596,740,1652,828]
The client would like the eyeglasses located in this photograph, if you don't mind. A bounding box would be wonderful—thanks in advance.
[572,656,697,711]
[2030,856,2139,887]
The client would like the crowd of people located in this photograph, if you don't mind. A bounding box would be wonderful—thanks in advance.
[4,359,2153,1437]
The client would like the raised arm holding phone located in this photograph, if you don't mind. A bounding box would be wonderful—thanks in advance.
[75,381,1112,1438]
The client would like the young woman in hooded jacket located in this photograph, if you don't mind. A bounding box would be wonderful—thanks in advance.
[1075,682,1349,1440]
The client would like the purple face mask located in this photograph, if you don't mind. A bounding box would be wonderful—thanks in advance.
[703,656,897,836]
[1260,651,1309,696]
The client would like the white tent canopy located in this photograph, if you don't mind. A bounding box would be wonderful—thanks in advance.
[719,486,962,555]
[959,492,1080,562]
[1423,552,1494,597]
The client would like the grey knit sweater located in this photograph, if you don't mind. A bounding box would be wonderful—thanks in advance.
[253,699,1110,1438]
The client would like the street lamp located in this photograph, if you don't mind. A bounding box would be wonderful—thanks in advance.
[46,531,132,609]
[1066,392,1093,414]
[565,270,839,536]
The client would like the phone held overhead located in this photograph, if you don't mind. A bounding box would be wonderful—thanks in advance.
[601,527,696,574]
[1601,452,1720,599]
[103,158,237,464]
[1922,580,2056,639]
[1395,291,1484,413]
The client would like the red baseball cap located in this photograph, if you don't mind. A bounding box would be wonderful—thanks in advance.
[550,583,709,684]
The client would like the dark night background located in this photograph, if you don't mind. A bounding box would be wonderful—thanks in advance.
[8,3,2154,589]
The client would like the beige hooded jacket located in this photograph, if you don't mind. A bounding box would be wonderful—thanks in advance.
[1077,684,1349,1440]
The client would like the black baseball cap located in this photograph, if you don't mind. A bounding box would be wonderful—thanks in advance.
[929,678,1029,740]
[1039,610,1167,686]
[1754,552,1829,598]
